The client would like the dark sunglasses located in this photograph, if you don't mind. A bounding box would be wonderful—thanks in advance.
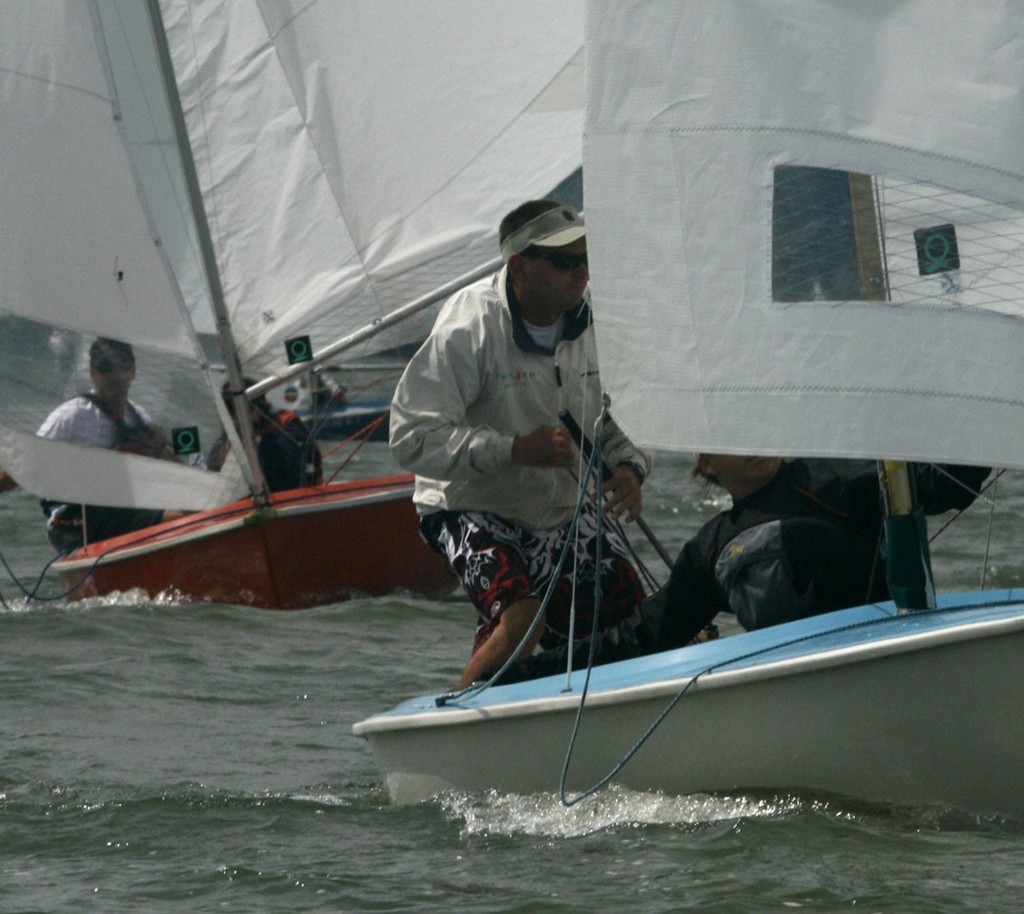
[92,357,134,373]
[525,249,588,271]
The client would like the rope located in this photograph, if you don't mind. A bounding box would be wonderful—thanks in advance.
[0,544,97,605]
[434,431,606,707]
[324,412,389,482]
[559,429,610,803]
[559,602,909,806]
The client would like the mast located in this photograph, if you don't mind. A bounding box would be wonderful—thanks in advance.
[144,0,269,506]
[848,172,888,302]
[879,460,936,611]
[852,172,934,611]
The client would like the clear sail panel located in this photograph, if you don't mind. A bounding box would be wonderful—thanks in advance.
[0,316,241,513]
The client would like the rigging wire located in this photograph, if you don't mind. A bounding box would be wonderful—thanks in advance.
[980,472,1000,589]
[928,467,1003,543]
[323,412,389,482]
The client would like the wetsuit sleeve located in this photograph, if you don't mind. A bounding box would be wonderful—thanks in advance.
[656,538,728,645]
[258,416,320,491]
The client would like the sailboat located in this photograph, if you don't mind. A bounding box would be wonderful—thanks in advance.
[354,0,1024,816]
[0,1,584,608]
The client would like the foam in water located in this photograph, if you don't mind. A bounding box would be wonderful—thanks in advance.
[440,786,822,839]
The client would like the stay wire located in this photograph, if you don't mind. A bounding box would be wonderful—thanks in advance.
[981,472,1000,589]
[927,467,1004,543]
[925,466,1004,590]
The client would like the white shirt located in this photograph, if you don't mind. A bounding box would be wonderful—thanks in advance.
[37,395,152,448]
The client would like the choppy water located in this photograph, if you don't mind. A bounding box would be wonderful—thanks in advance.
[2,445,1022,913]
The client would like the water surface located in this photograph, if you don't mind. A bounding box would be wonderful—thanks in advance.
[1,446,1021,912]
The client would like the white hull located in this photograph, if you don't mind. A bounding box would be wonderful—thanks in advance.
[355,592,1024,816]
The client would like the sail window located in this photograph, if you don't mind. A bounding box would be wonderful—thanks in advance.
[772,166,871,303]
[772,165,1024,319]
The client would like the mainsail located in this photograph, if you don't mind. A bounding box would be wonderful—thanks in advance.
[587,0,1024,470]
[0,0,584,512]
[160,0,585,370]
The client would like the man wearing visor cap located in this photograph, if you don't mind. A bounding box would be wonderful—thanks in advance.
[391,199,651,687]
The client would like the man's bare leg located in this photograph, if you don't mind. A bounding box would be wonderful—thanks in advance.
[459,597,545,688]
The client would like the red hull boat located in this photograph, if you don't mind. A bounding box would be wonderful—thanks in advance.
[53,474,453,609]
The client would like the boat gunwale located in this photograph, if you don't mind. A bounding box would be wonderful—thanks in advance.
[352,600,1024,736]
[54,476,415,570]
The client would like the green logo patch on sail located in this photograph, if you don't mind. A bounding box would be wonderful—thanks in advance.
[914,223,960,275]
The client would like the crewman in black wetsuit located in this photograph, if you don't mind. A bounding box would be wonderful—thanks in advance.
[491,456,990,683]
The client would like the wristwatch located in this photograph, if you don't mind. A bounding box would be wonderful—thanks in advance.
[618,460,646,484]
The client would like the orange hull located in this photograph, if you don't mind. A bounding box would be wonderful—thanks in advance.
[54,475,454,609]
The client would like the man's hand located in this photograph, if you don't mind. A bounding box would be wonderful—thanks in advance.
[511,428,644,521]
[602,463,643,522]
[512,426,574,468]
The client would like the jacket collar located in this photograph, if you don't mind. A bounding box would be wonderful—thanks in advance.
[503,270,591,354]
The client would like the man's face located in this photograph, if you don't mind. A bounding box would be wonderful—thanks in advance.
[516,238,589,317]
[698,454,783,498]
[90,359,135,403]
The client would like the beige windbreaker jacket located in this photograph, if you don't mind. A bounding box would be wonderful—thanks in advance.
[390,267,651,530]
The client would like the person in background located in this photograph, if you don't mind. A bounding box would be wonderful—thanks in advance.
[390,199,652,688]
[491,455,991,683]
[207,380,323,492]
[32,338,186,551]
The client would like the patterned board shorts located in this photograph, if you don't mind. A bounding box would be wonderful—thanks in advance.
[421,505,644,653]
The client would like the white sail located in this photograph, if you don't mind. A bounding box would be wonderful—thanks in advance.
[0,1,198,358]
[0,1,584,513]
[0,0,230,510]
[587,0,1024,470]
[161,0,585,369]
